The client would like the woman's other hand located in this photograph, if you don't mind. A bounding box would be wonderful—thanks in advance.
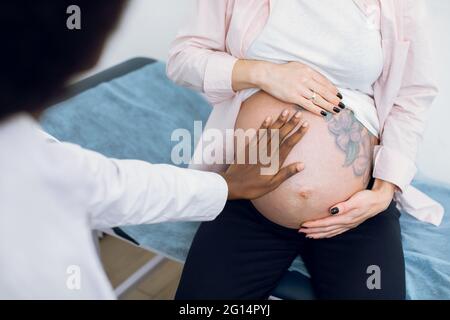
[232,60,345,117]
[223,109,309,200]
[299,179,396,239]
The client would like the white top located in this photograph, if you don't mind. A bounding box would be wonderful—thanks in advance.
[245,0,384,136]
[0,114,228,299]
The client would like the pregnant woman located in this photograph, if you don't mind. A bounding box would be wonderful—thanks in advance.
[167,0,440,299]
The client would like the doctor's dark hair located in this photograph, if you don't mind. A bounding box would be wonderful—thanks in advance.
[0,0,128,121]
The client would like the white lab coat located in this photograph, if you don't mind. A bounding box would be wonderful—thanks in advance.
[0,114,228,299]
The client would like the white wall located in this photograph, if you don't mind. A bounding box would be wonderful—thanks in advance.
[86,0,193,76]
[417,0,450,184]
[92,0,450,184]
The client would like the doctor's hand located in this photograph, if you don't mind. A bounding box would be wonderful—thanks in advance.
[222,109,308,200]
[299,179,396,239]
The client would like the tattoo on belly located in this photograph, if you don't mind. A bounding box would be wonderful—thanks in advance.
[325,110,372,183]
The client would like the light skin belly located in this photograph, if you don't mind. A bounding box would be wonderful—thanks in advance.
[235,91,378,228]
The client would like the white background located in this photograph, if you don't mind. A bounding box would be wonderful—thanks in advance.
[89,0,450,185]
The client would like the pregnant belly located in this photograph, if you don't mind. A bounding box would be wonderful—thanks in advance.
[235,91,377,228]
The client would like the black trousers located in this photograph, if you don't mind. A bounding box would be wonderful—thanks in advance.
[176,199,406,300]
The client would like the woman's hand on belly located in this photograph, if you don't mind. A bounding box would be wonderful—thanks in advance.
[300,179,396,239]
[232,60,345,117]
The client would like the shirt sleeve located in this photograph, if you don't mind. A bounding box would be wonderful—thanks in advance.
[166,0,238,105]
[373,0,438,191]
[47,141,228,229]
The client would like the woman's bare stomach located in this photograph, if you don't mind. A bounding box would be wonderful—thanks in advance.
[235,91,378,228]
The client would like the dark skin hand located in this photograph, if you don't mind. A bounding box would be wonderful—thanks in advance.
[222,109,309,200]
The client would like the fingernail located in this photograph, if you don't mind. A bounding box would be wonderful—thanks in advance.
[302,122,309,128]
[297,163,305,171]
[330,207,339,215]
[294,111,302,118]
[321,111,328,117]
[339,102,346,109]
[282,110,289,117]
[333,107,341,113]
[337,92,343,99]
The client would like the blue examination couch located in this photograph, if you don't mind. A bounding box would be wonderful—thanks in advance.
[41,58,450,300]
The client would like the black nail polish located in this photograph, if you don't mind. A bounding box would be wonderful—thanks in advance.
[337,92,343,99]
[330,207,339,215]
[338,102,346,109]
[321,111,328,117]
[333,107,341,113]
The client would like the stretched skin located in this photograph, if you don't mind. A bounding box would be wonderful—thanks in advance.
[235,91,377,228]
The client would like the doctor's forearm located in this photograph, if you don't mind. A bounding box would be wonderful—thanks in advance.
[87,160,229,229]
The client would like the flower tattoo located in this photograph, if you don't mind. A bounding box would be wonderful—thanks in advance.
[326,111,373,183]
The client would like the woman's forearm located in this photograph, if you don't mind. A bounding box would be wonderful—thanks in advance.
[231,60,271,92]
[371,178,396,208]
